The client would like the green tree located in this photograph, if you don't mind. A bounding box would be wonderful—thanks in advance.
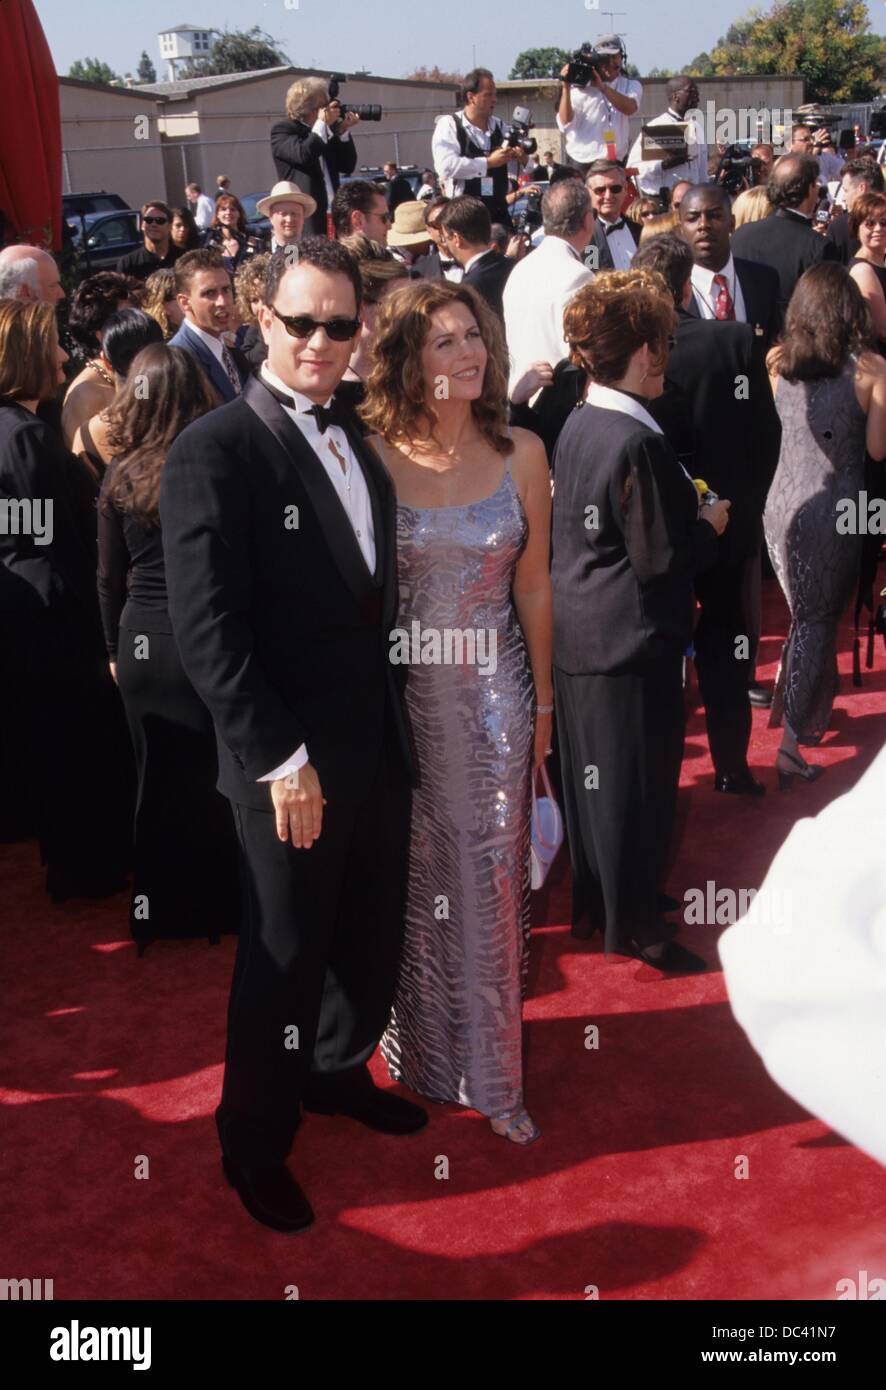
[686,51,716,77]
[68,57,118,85]
[704,0,886,103]
[136,51,157,83]
[180,27,288,77]
[509,47,570,80]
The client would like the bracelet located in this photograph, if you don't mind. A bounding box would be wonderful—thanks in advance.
[536,703,554,715]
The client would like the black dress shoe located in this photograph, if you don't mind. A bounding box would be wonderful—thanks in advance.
[630,940,708,975]
[221,1157,315,1233]
[656,891,681,914]
[304,1087,429,1135]
[748,684,773,708]
[715,771,766,796]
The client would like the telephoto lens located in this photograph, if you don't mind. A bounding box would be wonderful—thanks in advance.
[341,103,383,122]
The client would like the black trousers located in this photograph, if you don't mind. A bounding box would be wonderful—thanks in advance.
[116,626,239,945]
[694,555,753,777]
[216,747,411,1165]
[554,655,684,954]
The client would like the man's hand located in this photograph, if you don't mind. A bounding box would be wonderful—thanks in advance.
[487,146,515,169]
[339,111,361,134]
[505,233,528,260]
[701,499,731,536]
[511,360,554,405]
[271,763,326,849]
[663,146,690,170]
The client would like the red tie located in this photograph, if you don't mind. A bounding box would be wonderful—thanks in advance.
[713,273,735,321]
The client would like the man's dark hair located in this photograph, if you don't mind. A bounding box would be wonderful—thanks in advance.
[550,165,583,185]
[667,74,694,100]
[174,247,228,295]
[424,194,451,225]
[489,223,509,253]
[101,307,164,378]
[768,154,820,209]
[264,236,362,314]
[679,181,731,213]
[843,157,885,193]
[331,179,386,239]
[438,196,491,246]
[632,233,694,309]
[462,67,494,100]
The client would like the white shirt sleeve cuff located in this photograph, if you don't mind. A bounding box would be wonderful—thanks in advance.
[258,744,309,783]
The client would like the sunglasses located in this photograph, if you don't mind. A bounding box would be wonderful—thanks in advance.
[863,219,886,229]
[143,216,168,226]
[591,185,625,195]
[271,307,361,341]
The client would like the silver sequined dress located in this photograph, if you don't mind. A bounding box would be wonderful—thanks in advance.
[381,460,535,1117]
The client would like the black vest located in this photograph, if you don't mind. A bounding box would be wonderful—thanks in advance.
[454,114,511,222]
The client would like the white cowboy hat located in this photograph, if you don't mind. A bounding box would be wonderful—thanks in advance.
[256,182,318,219]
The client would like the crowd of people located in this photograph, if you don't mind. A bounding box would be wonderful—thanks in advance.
[1,63,884,1234]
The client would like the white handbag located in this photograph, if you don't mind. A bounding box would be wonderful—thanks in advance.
[530,760,564,890]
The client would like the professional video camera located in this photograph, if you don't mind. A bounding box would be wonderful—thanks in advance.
[558,40,622,87]
[512,186,543,244]
[716,143,755,194]
[327,74,382,123]
[502,106,538,157]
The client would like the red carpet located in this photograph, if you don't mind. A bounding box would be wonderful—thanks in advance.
[3,582,886,1301]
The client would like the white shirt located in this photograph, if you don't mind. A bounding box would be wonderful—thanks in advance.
[432,110,509,197]
[503,235,593,394]
[628,107,708,195]
[597,217,637,271]
[690,254,747,322]
[311,118,353,207]
[556,74,643,164]
[585,380,663,433]
[192,193,215,229]
[257,363,375,783]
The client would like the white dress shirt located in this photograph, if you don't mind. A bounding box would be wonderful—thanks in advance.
[311,118,353,207]
[628,107,709,195]
[257,362,376,784]
[432,110,509,197]
[503,235,593,394]
[585,382,698,492]
[556,75,643,164]
[193,193,216,229]
[598,217,637,271]
[690,254,747,322]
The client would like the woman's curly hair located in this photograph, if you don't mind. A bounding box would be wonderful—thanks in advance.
[563,268,676,385]
[359,279,513,455]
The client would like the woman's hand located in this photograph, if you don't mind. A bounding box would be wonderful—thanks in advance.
[534,711,553,769]
[701,498,731,535]
[511,361,554,405]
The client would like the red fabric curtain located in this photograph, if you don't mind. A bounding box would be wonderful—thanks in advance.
[0,0,62,248]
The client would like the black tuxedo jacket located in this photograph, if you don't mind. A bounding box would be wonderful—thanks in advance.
[649,312,782,562]
[159,375,413,810]
[685,256,782,350]
[551,402,719,674]
[462,248,513,317]
[270,118,358,236]
[824,211,859,267]
[732,207,839,315]
[585,217,641,272]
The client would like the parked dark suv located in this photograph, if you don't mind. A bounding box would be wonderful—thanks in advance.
[64,209,142,273]
[62,191,129,219]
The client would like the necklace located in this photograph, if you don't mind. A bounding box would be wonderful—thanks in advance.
[89,359,114,387]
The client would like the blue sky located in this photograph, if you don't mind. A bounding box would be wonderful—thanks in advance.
[33,0,886,84]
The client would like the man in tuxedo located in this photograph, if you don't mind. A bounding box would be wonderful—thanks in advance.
[271,77,360,237]
[732,154,839,315]
[160,238,424,1234]
[436,196,513,316]
[167,249,249,405]
[411,197,464,282]
[678,183,782,348]
[635,233,782,793]
[383,161,415,214]
[583,160,639,271]
[825,158,884,265]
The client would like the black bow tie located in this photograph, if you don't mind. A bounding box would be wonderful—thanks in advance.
[604,220,626,235]
[439,258,459,272]
[261,377,345,433]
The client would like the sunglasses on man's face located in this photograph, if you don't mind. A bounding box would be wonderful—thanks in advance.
[271,307,361,341]
[143,216,168,226]
[591,184,624,196]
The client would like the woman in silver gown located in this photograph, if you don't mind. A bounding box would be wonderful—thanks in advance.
[361,280,552,1145]
[764,265,886,786]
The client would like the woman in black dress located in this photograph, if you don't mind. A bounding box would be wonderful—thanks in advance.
[98,344,240,949]
[202,194,258,275]
[551,272,730,974]
[848,192,886,349]
[0,300,133,896]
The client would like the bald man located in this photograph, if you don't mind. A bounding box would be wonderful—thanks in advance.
[732,154,838,315]
[0,245,64,303]
[628,75,708,196]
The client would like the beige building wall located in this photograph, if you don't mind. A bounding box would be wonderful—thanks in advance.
[60,80,167,205]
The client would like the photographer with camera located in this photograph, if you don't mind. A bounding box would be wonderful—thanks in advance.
[432,68,528,227]
[271,77,360,237]
[627,76,707,198]
[556,35,641,171]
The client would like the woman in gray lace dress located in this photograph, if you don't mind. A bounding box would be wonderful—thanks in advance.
[764,264,886,786]
[361,280,552,1145]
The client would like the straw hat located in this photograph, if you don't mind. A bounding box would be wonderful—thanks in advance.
[256,182,318,219]
[387,200,432,246]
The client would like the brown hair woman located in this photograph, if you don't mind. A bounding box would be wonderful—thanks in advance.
[361,278,552,1145]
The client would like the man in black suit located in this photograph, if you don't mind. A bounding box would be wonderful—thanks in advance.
[437,195,513,316]
[583,159,640,272]
[635,233,782,794]
[270,77,360,237]
[678,183,782,349]
[383,161,415,213]
[825,157,884,265]
[732,154,839,315]
[411,196,464,282]
[160,238,424,1234]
